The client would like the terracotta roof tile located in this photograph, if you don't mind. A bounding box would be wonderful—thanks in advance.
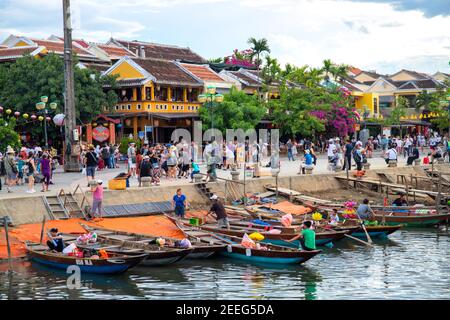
[132,58,202,86]
[33,39,93,56]
[0,47,37,59]
[180,63,225,82]
[96,44,134,59]
[116,40,206,63]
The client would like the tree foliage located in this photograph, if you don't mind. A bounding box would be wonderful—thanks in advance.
[386,96,408,125]
[198,87,266,133]
[0,118,21,153]
[0,53,118,124]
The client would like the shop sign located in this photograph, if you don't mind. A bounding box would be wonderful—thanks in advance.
[92,126,110,142]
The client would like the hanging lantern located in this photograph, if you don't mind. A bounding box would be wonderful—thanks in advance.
[103,122,109,127]
[14,111,20,117]
[117,123,123,129]
[31,115,37,120]
[53,114,65,126]
[92,122,98,127]
[40,96,49,103]
[125,119,131,126]
[46,116,51,121]
[0,106,3,113]
[6,109,12,115]
[23,113,29,119]
[38,116,44,121]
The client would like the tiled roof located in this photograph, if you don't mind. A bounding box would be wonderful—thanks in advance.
[349,67,362,76]
[32,39,93,56]
[180,63,225,82]
[0,47,39,60]
[398,79,440,89]
[81,63,112,73]
[131,58,202,86]
[96,44,135,59]
[391,69,430,80]
[228,71,261,87]
[115,39,206,63]
[361,70,383,79]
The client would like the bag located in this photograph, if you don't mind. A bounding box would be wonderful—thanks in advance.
[81,167,86,175]
[22,164,29,174]
[352,150,361,162]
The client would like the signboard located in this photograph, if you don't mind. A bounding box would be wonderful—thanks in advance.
[145,126,153,133]
[92,126,110,142]
[382,127,391,136]
[138,131,145,140]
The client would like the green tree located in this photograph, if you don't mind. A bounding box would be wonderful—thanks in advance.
[0,118,21,153]
[386,96,408,125]
[198,87,266,133]
[271,86,331,137]
[0,53,118,124]
[261,56,282,93]
[321,59,334,82]
[427,85,450,133]
[247,37,271,70]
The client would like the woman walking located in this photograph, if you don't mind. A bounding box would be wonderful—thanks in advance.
[4,146,18,193]
[40,154,51,192]
[26,152,37,193]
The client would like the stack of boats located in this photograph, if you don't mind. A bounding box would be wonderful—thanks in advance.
[25,187,449,275]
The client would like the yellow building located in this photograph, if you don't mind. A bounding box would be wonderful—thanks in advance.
[103,56,205,143]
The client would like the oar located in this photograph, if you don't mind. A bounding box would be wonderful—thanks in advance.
[354,211,373,245]
[344,234,374,247]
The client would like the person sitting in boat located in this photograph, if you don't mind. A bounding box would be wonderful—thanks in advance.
[206,194,230,230]
[47,228,65,252]
[287,221,316,251]
[356,199,375,220]
[392,194,408,207]
[329,209,340,225]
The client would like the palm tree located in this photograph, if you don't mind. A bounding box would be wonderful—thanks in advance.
[247,37,271,71]
[333,64,349,82]
[322,59,334,82]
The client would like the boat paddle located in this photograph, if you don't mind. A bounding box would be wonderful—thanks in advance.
[354,212,373,245]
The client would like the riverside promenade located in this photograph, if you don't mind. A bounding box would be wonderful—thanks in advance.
[0,149,428,200]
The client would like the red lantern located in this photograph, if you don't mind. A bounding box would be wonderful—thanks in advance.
[14,111,20,117]
[0,106,3,113]
[31,115,37,120]
[46,117,51,122]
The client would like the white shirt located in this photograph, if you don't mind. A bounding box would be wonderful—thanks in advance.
[327,144,336,157]
[387,148,397,160]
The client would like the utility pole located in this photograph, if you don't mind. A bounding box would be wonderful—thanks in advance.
[63,0,81,172]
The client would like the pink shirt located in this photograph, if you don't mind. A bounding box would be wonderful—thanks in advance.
[93,185,104,200]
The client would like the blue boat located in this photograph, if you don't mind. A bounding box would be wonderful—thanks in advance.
[26,242,146,275]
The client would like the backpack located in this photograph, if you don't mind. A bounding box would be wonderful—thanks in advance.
[352,150,362,162]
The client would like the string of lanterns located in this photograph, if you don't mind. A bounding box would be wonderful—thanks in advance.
[0,105,65,125]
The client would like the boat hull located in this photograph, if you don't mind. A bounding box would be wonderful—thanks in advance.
[373,214,450,227]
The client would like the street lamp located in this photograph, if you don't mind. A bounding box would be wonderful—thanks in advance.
[198,85,224,139]
[36,96,58,148]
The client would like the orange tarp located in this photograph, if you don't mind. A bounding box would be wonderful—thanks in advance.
[262,201,312,215]
[0,216,184,260]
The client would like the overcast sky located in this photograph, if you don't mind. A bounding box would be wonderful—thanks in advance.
[0,0,449,74]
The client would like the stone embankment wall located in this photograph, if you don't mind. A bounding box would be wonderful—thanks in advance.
[1,165,447,225]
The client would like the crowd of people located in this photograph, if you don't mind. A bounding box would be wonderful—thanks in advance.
[0,145,58,193]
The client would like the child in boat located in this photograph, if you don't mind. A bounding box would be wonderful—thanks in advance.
[329,209,340,225]
[47,228,65,252]
[287,221,316,251]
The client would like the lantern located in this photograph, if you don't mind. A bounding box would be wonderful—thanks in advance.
[31,115,37,120]
[215,94,224,103]
[198,94,207,103]
[6,109,12,115]
[117,123,123,129]
[92,122,97,127]
[46,117,51,121]
[14,111,20,117]
[36,102,45,110]
[207,85,216,95]
[0,106,3,112]
[125,119,131,126]
[23,113,29,119]
[38,116,44,121]
[49,102,57,110]
[40,96,48,103]
[103,122,109,127]
[53,114,65,126]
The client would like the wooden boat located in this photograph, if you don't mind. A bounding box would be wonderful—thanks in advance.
[81,224,226,260]
[372,210,450,227]
[77,226,194,266]
[170,219,321,265]
[189,222,349,248]
[25,241,146,274]
[325,223,402,239]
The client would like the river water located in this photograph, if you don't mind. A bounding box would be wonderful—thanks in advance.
[1,228,449,300]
